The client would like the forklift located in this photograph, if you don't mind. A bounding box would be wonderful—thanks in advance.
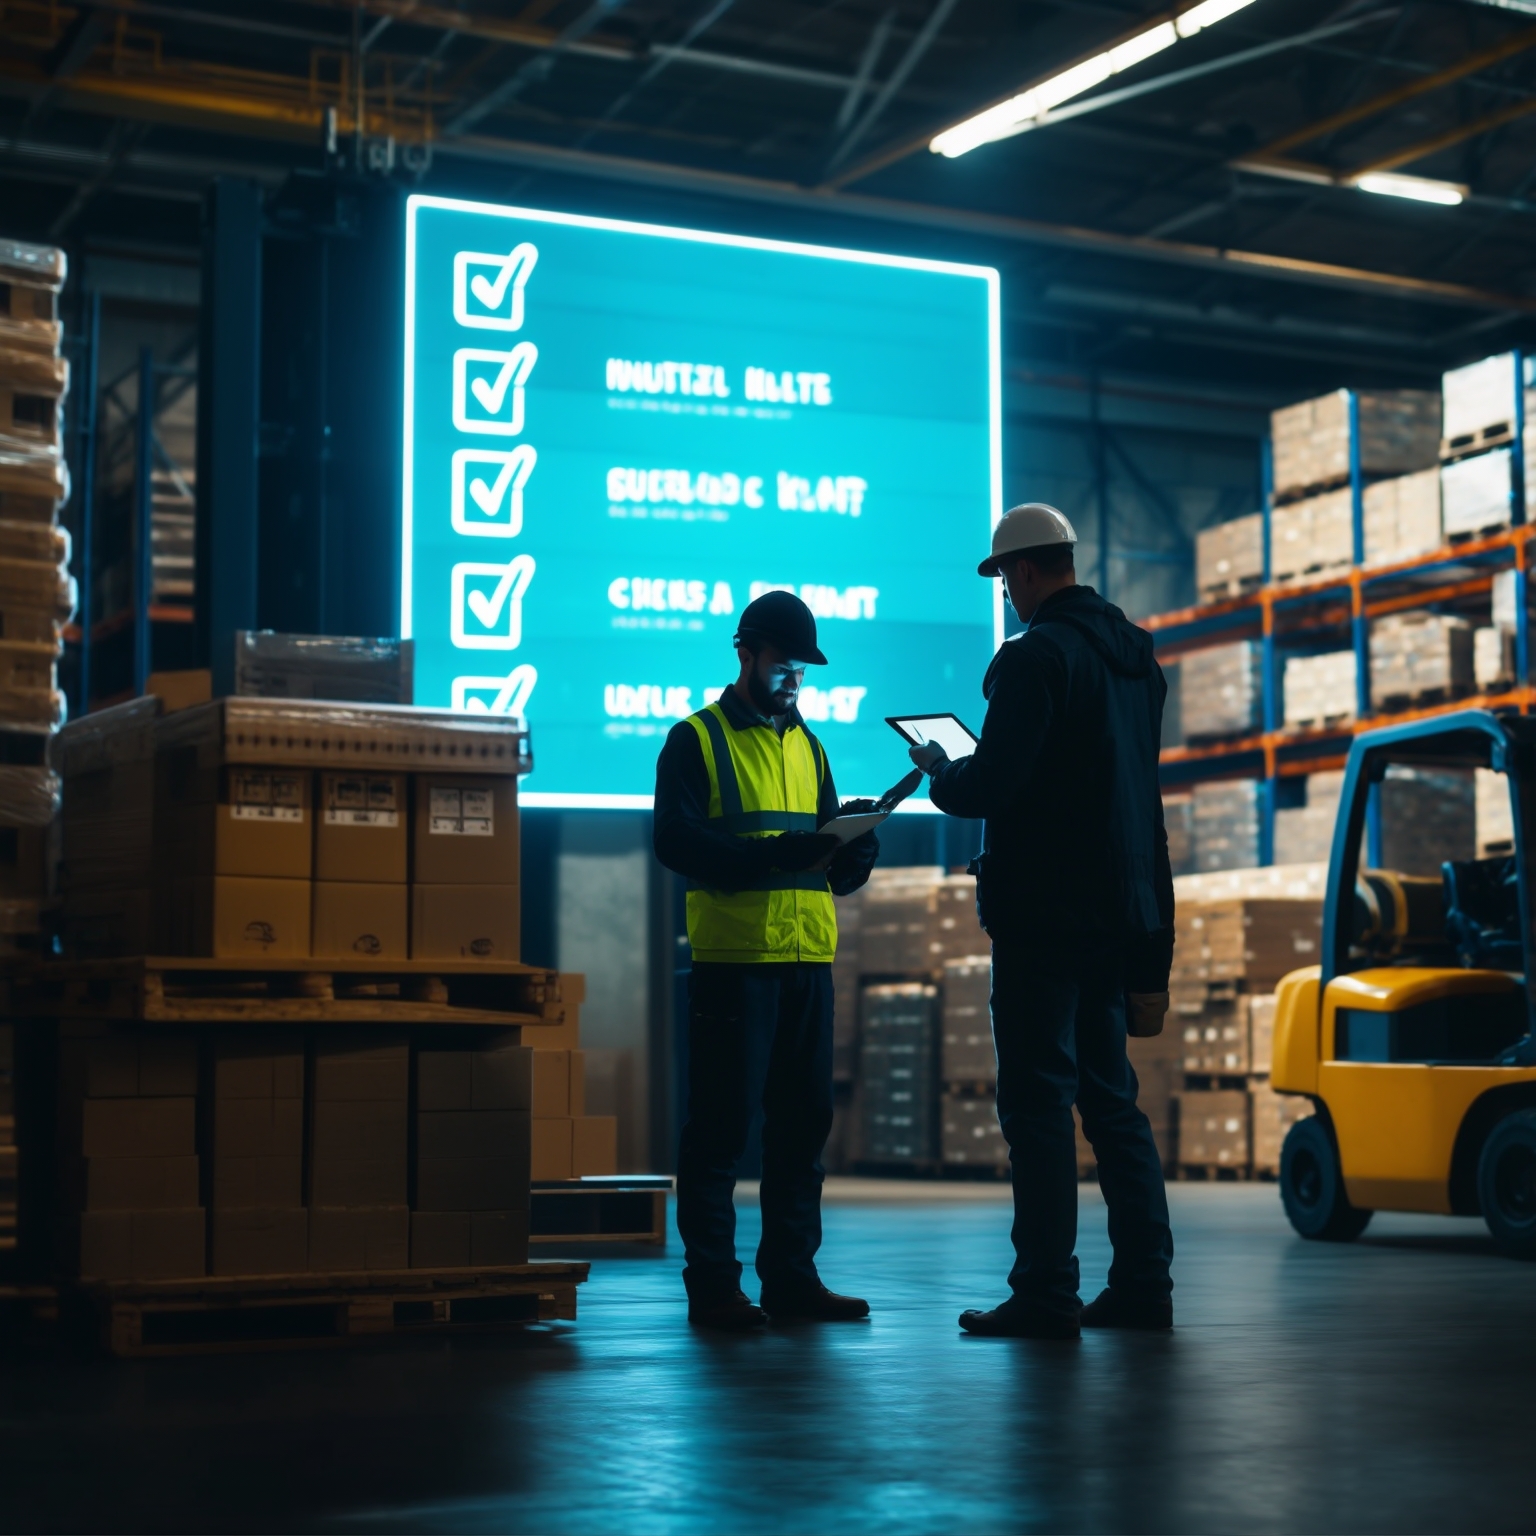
[1273,708,1536,1257]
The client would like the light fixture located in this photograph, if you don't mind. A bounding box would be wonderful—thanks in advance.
[930,0,1258,158]
[1354,172,1467,206]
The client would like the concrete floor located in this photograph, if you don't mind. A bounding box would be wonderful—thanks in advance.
[0,1180,1531,1534]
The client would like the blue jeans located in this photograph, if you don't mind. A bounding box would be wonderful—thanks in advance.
[676,962,835,1301]
[991,941,1174,1315]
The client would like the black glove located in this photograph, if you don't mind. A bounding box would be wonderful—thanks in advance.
[837,798,878,816]
[767,832,842,871]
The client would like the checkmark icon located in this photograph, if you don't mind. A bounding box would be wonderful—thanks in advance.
[452,555,536,650]
[451,446,535,537]
[453,343,538,436]
[453,664,539,718]
[454,243,539,331]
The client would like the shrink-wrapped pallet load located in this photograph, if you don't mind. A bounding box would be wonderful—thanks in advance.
[1370,612,1474,708]
[1179,642,1261,740]
[1363,468,1441,566]
[1282,650,1357,730]
[1191,779,1261,872]
[1269,389,1439,502]
[1195,513,1264,600]
[1270,487,1353,582]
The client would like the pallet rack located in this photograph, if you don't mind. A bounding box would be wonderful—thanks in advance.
[1150,376,1530,867]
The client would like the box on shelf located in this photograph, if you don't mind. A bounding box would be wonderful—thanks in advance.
[1164,793,1194,877]
[1270,487,1353,582]
[1180,642,1261,741]
[315,771,407,883]
[1477,767,1515,858]
[1363,468,1441,566]
[1441,447,1513,538]
[1370,612,1473,707]
[1492,567,1519,629]
[1191,779,1261,873]
[309,1032,408,1209]
[410,881,520,961]
[1270,389,1439,502]
[1282,649,1357,730]
[1172,899,1323,992]
[1474,626,1515,694]
[1272,769,1345,868]
[1379,766,1475,878]
[940,957,994,1083]
[234,631,414,706]
[312,880,408,960]
[859,867,945,973]
[1195,513,1264,599]
[1442,353,1519,454]
[1250,1082,1315,1174]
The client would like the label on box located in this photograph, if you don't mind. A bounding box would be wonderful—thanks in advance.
[324,775,400,827]
[429,786,494,836]
[230,771,305,822]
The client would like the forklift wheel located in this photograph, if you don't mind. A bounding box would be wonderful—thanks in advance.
[1280,1116,1372,1242]
[1477,1110,1536,1259]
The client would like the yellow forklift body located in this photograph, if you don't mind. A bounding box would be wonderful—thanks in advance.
[1274,963,1536,1212]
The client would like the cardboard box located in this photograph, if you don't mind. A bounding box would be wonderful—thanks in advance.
[211,1156,302,1209]
[413,776,519,885]
[173,767,313,878]
[209,1207,308,1275]
[410,883,520,961]
[411,1210,529,1268]
[177,876,312,959]
[572,1116,617,1177]
[80,1097,196,1157]
[315,772,407,883]
[81,1155,200,1210]
[310,1159,407,1207]
[79,1208,205,1279]
[1177,1089,1250,1168]
[211,1097,303,1159]
[312,1033,408,1101]
[416,1156,529,1211]
[146,668,212,713]
[532,1117,573,1181]
[311,881,408,960]
[415,1041,529,1111]
[212,1034,304,1100]
[72,1034,199,1098]
[308,1206,409,1272]
[569,1051,585,1117]
[418,1109,528,1161]
[531,1050,570,1118]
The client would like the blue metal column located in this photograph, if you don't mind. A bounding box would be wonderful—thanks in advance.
[133,349,155,697]
[1514,352,1529,694]
[1348,389,1370,723]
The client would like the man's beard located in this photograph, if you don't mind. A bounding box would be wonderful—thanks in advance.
[748,669,793,716]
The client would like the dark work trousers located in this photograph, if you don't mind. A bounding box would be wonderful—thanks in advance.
[991,940,1174,1316]
[675,961,835,1301]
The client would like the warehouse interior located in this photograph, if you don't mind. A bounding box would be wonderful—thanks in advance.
[3,0,1536,1530]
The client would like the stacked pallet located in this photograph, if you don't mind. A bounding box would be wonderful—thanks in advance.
[1370,612,1474,710]
[1172,896,1321,1177]
[1179,642,1260,741]
[1282,651,1357,731]
[528,974,617,1182]
[1378,765,1475,877]
[1191,779,1261,872]
[939,957,1003,1172]
[1440,354,1521,539]
[857,981,940,1166]
[1195,513,1264,600]
[1476,767,1515,858]
[1270,389,1440,501]
[1273,770,1345,867]
[1270,487,1353,584]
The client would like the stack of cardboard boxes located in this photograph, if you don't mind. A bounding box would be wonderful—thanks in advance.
[1194,512,1264,601]
[1363,468,1442,566]
[1369,612,1474,709]
[1179,641,1261,740]
[1191,779,1262,872]
[1270,389,1441,504]
[939,958,1001,1170]
[529,975,618,1183]
[856,981,939,1165]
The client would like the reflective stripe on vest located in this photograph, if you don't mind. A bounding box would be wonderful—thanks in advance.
[684,700,839,964]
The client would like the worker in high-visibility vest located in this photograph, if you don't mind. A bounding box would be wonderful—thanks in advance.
[654,591,880,1331]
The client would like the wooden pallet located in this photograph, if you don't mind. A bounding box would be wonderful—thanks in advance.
[1446,520,1514,544]
[12,956,565,1026]
[1272,474,1350,507]
[1442,422,1514,460]
[1272,561,1353,589]
[1284,711,1355,734]
[1196,575,1264,603]
[1372,684,1475,713]
[75,1260,588,1357]
[530,1177,670,1248]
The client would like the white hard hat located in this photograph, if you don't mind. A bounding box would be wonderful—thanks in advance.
[978,503,1078,576]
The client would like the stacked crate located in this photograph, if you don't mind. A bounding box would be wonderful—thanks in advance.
[1440,354,1521,539]
[1270,487,1353,584]
[1369,612,1473,709]
[1363,468,1441,566]
[1282,651,1357,730]
[857,982,940,1165]
[1195,513,1264,600]
[939,957,1003,1172]
[1473,567,1517,694]
[528,974,618,1181]
[1179,641,1261,741]
[1173,897,1321,1177]
[0,240,74,967]
[1191,779,1261,872]
[1273,770,1345,867]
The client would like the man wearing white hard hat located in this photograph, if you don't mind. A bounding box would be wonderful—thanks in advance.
[909,503,1175,1339]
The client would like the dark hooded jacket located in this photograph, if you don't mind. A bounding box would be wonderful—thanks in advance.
[927,583,1174,989]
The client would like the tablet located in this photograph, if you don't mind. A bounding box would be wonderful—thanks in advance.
[886,714,980,761]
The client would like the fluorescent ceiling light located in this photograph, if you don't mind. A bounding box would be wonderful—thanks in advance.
[930,0,1257,158]
[1355,171,1466,206]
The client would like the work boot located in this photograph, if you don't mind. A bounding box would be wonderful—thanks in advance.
[958,1299,1081,1340]
[1080,1287,1173,1331]
[688,1288,769,1331]
[760,1280,870,1322]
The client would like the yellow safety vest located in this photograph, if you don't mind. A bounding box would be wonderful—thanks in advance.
[684,699,839,964]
